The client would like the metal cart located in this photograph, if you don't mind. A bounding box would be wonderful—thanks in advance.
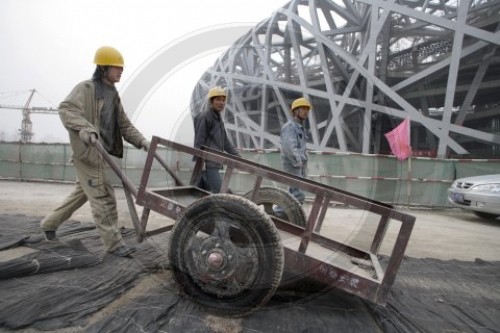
[94,135,415,317]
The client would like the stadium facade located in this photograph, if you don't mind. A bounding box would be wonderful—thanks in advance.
[191,0,500,158]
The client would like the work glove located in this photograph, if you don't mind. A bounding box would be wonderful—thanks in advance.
[140,139,150,151]
[79,130,97,145]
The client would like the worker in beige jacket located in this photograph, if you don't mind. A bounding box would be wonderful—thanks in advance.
[40,46,149,257]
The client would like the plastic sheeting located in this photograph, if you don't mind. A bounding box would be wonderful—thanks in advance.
[0,214,499,332]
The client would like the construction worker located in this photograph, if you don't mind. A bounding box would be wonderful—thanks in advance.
[193,87,240,193]
[279,97,311,206]
[40,46,150,257]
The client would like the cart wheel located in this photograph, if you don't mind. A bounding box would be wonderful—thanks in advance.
[244,186,307,227]
[169,194,284,317]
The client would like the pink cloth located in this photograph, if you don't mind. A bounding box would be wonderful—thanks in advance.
[385,118,412,160]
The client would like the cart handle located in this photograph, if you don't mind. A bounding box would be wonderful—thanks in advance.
[92,139,139,197]
[92,138,185,196]
[151,150,184,187]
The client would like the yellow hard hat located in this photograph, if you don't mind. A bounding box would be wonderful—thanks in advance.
[291,97,312,111]
[94,46,124,67]
[207,87,227,100]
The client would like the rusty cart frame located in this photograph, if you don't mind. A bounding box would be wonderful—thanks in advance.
[95,135,415,316]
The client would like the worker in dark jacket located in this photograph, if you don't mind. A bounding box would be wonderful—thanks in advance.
[193,87,240,193]
[40,46,149,257]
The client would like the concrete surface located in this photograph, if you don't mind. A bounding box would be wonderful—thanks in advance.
[1,179,499,261]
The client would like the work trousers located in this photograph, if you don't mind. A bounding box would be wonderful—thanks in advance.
[197,167,223,193]
[40,158,125,252]
[273,161,307,216]
[283,161,307,204]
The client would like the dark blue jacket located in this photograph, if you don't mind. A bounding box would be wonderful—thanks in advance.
[193,106,239,168]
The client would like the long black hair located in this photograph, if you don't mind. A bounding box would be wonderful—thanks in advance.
[92,66,108,81]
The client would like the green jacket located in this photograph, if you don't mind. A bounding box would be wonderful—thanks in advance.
[59,80,145,167]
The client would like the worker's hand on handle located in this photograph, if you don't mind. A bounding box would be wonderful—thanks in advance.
[140,139,150,151]
[79,130,98,145]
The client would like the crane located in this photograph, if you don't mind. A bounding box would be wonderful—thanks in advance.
[0,89,59,143]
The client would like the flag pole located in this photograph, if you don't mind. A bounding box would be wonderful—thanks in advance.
[407,117,411,208]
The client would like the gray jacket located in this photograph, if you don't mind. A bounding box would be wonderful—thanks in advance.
[280,118,308,168]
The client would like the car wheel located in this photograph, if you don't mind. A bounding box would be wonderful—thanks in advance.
[473,211,499,220]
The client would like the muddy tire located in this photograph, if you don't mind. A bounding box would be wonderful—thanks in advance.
[244,186,307,227]
[169,194,284,317]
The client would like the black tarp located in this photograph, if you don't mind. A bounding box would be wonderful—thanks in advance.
[0,214,499,332]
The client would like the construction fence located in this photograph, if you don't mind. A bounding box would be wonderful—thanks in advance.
[1,142,499,207]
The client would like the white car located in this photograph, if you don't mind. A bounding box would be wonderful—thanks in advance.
[448,174,500,220]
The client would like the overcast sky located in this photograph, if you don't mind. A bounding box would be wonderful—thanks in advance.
[0,0,288,144]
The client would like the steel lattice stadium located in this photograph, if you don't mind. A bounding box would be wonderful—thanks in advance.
[191,0,500,159]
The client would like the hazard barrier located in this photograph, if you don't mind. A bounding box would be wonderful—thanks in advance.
[1,142,499,207]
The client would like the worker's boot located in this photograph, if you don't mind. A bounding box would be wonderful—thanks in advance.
[110,245,136,257]
[44,230,58,241]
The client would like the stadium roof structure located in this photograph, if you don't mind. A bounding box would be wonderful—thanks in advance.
[191,0,500,158]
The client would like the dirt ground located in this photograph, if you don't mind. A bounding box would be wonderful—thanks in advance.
[1,179,499,262]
